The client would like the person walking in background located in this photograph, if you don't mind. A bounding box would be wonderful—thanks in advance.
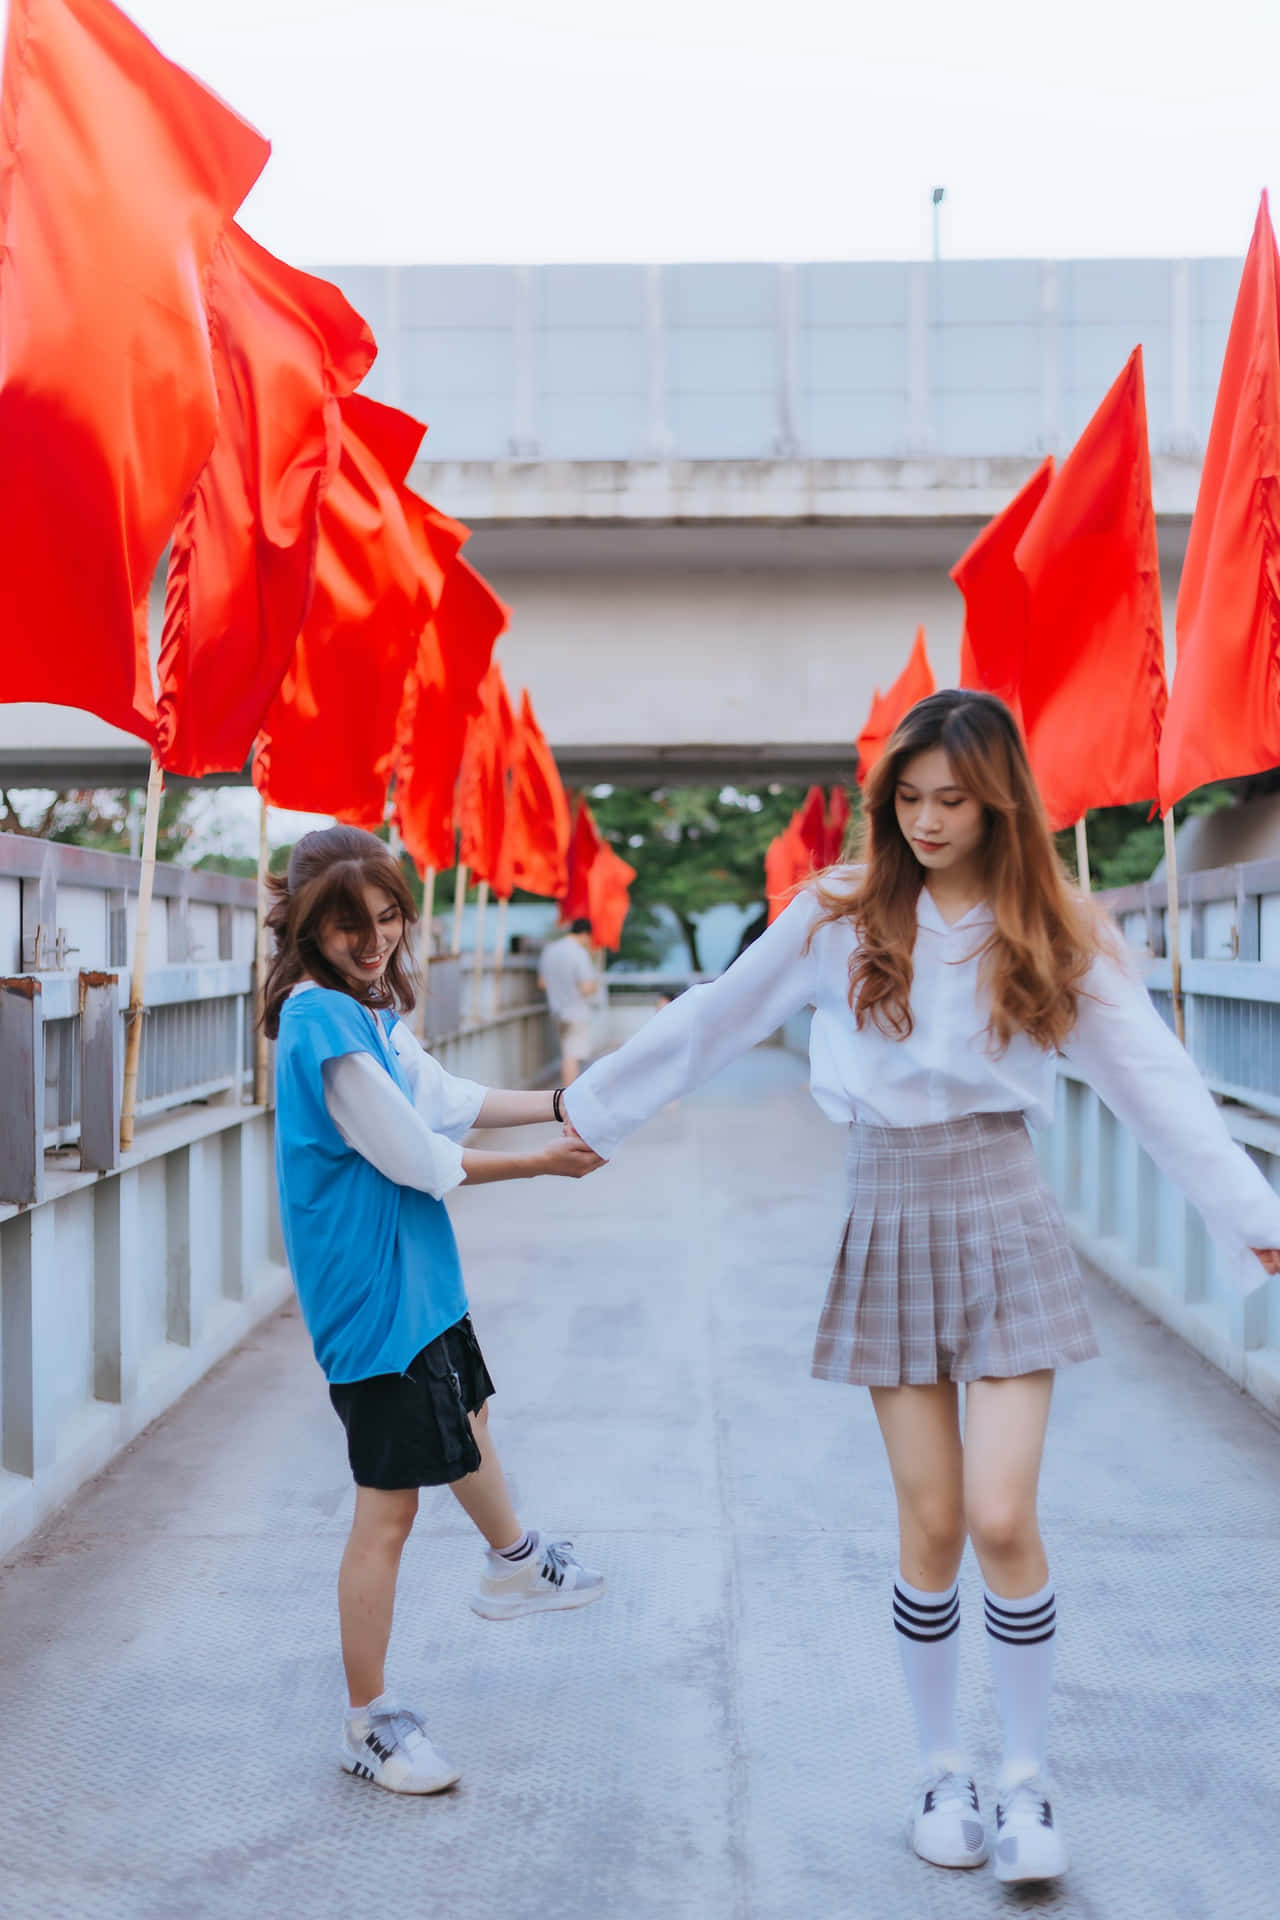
[264,828,606,1800]
[561,690,1280,1888]
[539,916,599,1084]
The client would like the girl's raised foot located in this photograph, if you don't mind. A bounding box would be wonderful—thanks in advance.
[469,1532,605,1620]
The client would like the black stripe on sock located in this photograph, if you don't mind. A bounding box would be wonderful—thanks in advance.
[985,1595,1055,1627]
[894,1586,960,1641]
[893,1584,958,1617]
[895,1613,961,1644]
[985,1622,1057,1646]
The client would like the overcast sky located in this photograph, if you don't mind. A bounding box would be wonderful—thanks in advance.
[99,0,1280,268]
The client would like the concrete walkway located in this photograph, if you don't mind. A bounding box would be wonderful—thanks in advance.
[2,1049,1278,1919]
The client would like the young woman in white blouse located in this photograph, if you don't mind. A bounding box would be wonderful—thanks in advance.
[564,690,1280,1886]
[265,827,605,1796]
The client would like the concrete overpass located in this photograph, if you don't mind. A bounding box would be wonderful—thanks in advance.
[1,257,1234,789]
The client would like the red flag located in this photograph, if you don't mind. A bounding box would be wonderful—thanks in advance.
[456,664,517,896]
[1013,348,1168,830]
[253,395,427,823]
[0,0,268,743]
[157,227,375,776]
[951,457,1056,721]
[1160,195,1280,810]
[765,819,810,923]
[562,799,603,922]
[587,840,636,952]
[509,690,571,899]
[855,630,936,785]
[825,785,852,864]
[796,786,828,865]
[394,555,509,873]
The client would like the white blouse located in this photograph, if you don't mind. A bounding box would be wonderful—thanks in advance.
[564,879,1280,1265]
[292,984,486,1199]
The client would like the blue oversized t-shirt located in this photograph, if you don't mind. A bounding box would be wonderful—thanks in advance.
[274,987,468,1383]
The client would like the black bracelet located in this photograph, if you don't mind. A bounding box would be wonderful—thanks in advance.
[552,1087,565,1123]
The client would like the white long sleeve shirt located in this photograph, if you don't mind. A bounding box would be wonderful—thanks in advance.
[312,997,486,1200]
[564,880,1280,1265]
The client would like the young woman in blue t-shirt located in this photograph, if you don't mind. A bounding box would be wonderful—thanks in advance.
[264,825,605,1796]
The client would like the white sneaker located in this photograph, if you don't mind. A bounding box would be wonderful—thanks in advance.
[992,1771,1068,1883]
[469,1533,605,1620]
[341,1701,460,1794]
[906,1761,989,1869]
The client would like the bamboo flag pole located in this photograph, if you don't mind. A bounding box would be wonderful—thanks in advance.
[415,866,437,1040]
[1074,815,1092,894]
[490,894,509,1018]
[119,755,165,1152]
[471,879,490,1019]
[1163,811,1186,1045]
[451,860,468,954]
[253,794,271,1107]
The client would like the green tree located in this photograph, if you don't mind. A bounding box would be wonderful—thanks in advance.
[586,783,841,970]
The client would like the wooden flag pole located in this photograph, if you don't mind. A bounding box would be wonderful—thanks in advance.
[120,755,165,1152]
[451,860,468,954]
[253,794,271,1107]
[471,879,490,1019]
[416,866,437,1040]
[490,894,509,1018]
[1074,815,1092,894]
[1163,811,1186,1044]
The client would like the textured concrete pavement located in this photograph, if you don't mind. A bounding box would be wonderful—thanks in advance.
[2,1047,1278,1919]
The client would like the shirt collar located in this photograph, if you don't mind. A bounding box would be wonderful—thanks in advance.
[916,889,994,935]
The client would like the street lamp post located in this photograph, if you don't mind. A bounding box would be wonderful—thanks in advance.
[932,186,946,263]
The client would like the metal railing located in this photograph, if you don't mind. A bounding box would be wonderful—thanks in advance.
[1100,853,1280,1119]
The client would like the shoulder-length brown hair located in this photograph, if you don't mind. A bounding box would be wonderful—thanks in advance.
[811,689,1103,1054]
[260,825,419,1039]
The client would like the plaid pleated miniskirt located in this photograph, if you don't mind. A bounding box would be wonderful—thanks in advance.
[811,1111,1100,1387]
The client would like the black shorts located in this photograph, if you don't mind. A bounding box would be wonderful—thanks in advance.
[328,1315,496,1491]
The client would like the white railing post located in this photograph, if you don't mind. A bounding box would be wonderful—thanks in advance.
[0,977,44,1205]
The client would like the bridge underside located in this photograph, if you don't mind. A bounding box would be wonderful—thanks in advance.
[0,491,1193,794]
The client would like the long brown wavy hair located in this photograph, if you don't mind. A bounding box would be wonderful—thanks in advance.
[811,689,1103,1053]
[261,825,419,1039]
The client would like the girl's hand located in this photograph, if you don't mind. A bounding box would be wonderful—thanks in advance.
[540,1137,605,1179]
[1251,1248,1280,1275]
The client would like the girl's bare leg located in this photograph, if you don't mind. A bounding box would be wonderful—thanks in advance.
[871,1381,967,1586]
[338,1486,419,1707]
[448,1401,522,1549]
[962,1372,1054,1595]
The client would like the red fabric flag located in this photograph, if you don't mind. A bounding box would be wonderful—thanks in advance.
[1013,348,1167,830]
[562,799,603,922]
[0,0,268,743]
[456,664,517,896]
[951,457,1056,720]
[825,785,852,864]
[158,226,375,776]
[765,819,811,923]
[855,630,936,785]
[394,554,509,873]
[796,786,829,865]
[253,395,427,822]
[588,840,636,953]
[509,690,571,899]
[1159,195,1280,810]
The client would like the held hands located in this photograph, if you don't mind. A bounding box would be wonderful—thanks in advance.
[540,1135,605,1179]
[1251,1249,1280,1275]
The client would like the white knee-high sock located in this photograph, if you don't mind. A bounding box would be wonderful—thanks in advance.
[893,1574,962,1768]
[984,1578,1056,1782]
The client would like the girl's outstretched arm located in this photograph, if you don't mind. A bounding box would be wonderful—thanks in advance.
[389,1026,560,1129]
[565,888,822,1160]
[324,1050,601,1191]
[1066,943,1280,1277]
